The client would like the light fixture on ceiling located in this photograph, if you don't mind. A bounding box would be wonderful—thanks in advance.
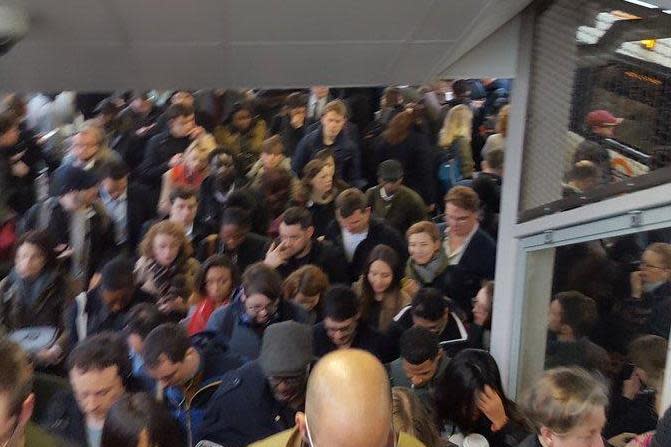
[624,0,660,8]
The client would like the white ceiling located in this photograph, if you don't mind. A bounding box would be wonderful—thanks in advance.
[0,0,532,90]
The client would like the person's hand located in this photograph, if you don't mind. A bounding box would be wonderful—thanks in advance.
[11,161,29,178]
[630,271,644,299]
[402,278,421,298]
[9,150,26,163]
[622,369,642,400]
[264,241,288,268]
[88,273,102,291]
[290,113,304,129]
[169,153,183,168]
[476,385,509,432]
[55,244,73,259]
[136,123,156,136]
[158,296,186,314]
[608,432,637,447]
[35,345,63,365]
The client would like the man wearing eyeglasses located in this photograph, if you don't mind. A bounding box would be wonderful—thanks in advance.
[622,242,671,340]
[197,321,313,447]
[250,349,424,447]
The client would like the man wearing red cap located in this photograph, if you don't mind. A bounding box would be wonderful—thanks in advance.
[573,109,623,185]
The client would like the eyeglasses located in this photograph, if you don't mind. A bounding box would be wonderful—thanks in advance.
[640,261,667,271]
[304,415,397,447]
[245,301,278,315]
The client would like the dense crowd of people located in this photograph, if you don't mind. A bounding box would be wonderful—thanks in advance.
[0,83,669,447]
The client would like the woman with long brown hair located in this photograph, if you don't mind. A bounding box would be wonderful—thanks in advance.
[292,157,342,238]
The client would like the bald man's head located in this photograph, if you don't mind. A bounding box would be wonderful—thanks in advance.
[296,350,394,447]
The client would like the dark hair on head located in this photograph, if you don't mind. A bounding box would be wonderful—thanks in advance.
[100,256,134,292]
[335,188,367,218]
[360,244,402,322]
[169,187,198,204]
[165,103,195,121]
[484,148,504,171]
[281,207,313,229]
[0,338,33,418]
[383,110,414,146]
[551,291,598,338]
[124,303,165,340]
[195,254,240,297]
[286,92,308,109]
[242,262,283,303]
[445,185,480,212]
[142,323,191,369]
[101,392,186,447]
[16,230,58,271]
[451,79,472,98]
[260,167,293,194]
[102,159,130,180]
[67,332,132,384]
[220,206,252,230]
[0,110,17,135]
[322,285,360,321]
[208,146,237,165]
[434,349,522,433]
[411,288,449,321]
[400,326,439,365]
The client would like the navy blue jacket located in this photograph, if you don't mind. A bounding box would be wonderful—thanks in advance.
[197,361,297,447]
[207,299,310,361]
[292,126,363,187]
[444,228,496,317]
[162,332,244,446]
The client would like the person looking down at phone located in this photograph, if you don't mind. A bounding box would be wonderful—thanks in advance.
[263,207,348,284]
[605,335,667,440]
[207,263,309,360]
[134,220,200,319]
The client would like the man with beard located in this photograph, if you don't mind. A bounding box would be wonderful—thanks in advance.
[197,321,313,447]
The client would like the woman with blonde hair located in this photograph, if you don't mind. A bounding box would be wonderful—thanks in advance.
[519,367,608,447]
[134,220,200,317]
[392,387,445,447]
[438,104,475,179]
[481,105,510,158]
[157,141,210,214]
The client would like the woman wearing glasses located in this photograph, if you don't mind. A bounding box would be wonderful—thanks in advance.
[206,262,309,360]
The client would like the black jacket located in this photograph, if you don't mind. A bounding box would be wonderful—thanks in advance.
[324,217,408,283]
[270,114,307,159]
[276,240,349,285]
[197,232,270,273]
[374,130,436,205]
[444,228,496,316]
[62,285,154,353]
[389,302,469,358]
[292,126,363,187]
[102,182,156,253]
[195,178,268,236]
[137,131,191,189]
[41,391,88,447]
[471,172,501,240]
[621,281,671,339]
[313,322,396,363]
[197,361,297,447]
